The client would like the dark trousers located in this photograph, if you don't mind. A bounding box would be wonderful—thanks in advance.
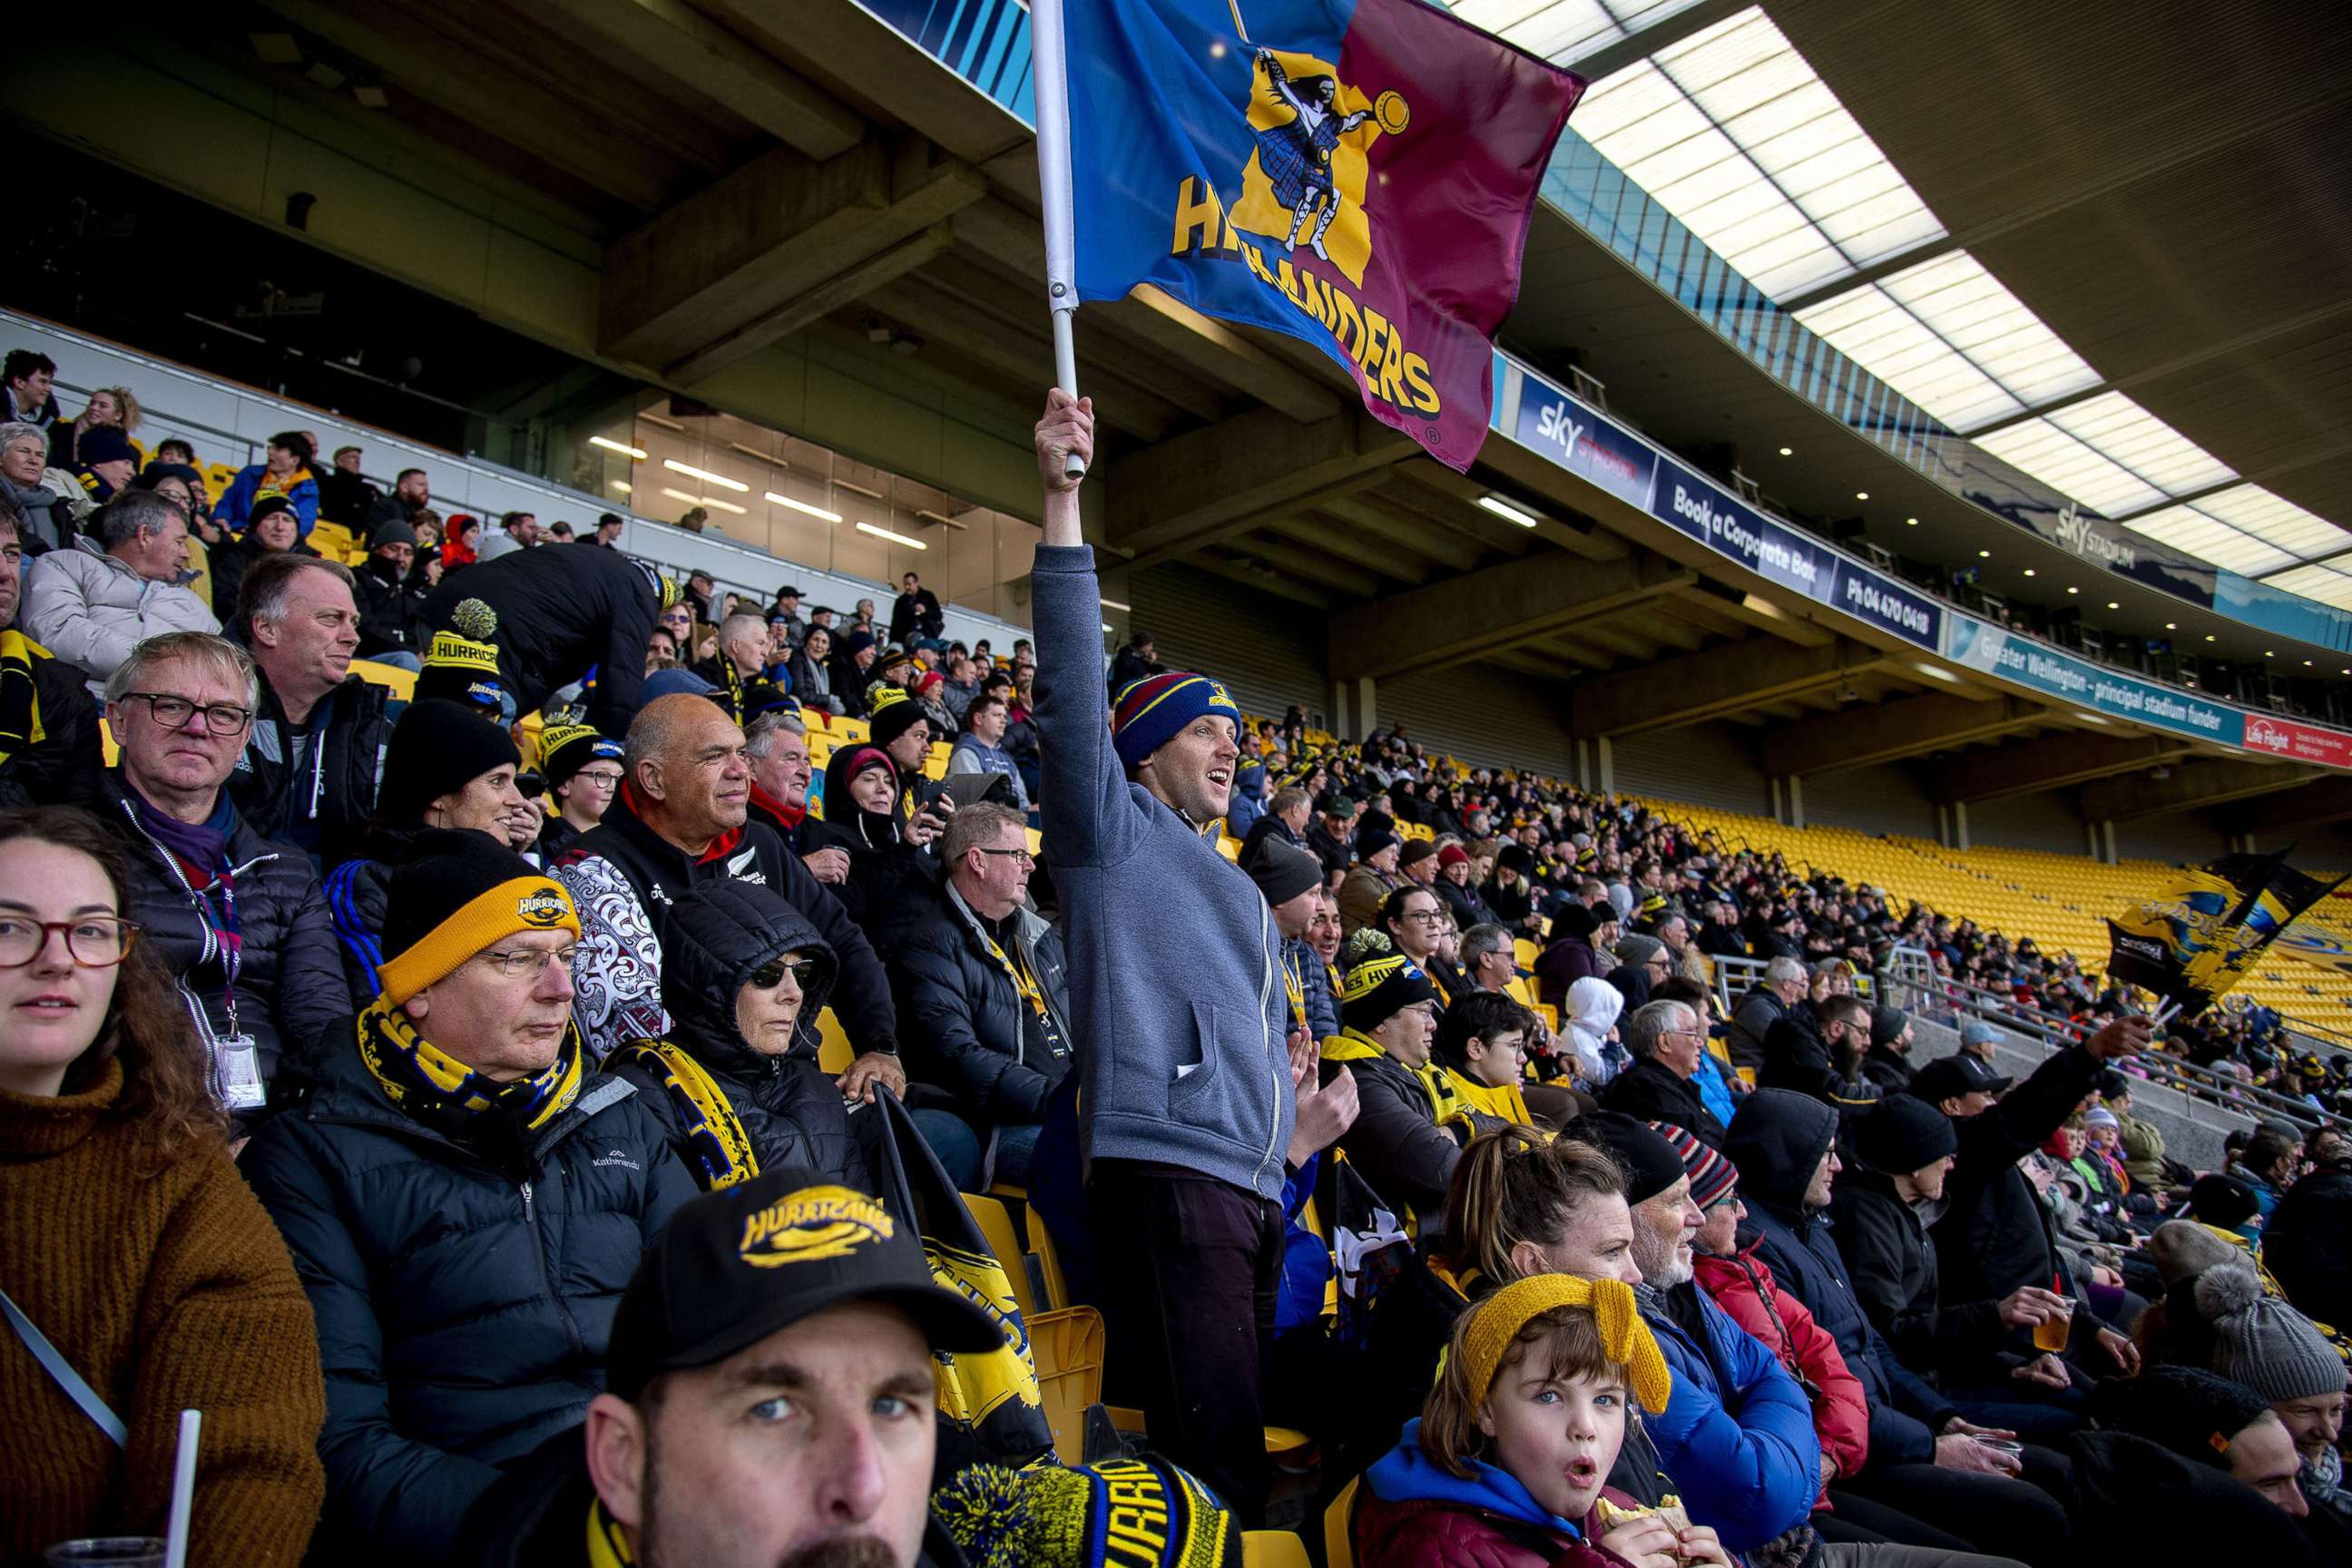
[1845,1458,2070,1568]
[1818,1491,1976,1550]
[1089,1161,1284,1524]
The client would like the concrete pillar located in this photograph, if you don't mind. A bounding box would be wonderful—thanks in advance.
[1596,735,1615,796]
[1769,778,1784,823]
[1328,681,1350,739]
[1786,776,1806,830]
[1573,739,1591,792]
[2084,818,2119,864]
[1355,676,1377,737]
[1951,799,1970,851]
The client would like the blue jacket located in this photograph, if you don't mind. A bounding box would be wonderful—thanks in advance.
[217,461,322,537]
[1365,1418,1591,1538]
[1727,1089,1953,1465]
[1278,1154,1333,1333]
[1695,1052,1737,1130]
[1289,936,1341,1044]
[1227,761,1267,838]
[1635,1283,1819,1550]
[1033,545,1293,1199]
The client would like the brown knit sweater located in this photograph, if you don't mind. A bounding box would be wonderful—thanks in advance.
[1,1060,326,1566]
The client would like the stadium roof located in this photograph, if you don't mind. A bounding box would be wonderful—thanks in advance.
[1456,0,2352,588]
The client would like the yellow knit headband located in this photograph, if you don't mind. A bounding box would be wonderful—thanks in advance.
[377,876,582,1005]
[1460,1274,1673,1415]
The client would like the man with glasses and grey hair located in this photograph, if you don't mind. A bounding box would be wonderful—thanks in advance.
[1602,996,1729,1149]
[889,799,1073,1190]
[243,831,695,1562]
[97,630,349,1106]
[22,489,217,686]
[1459,921,1518,995]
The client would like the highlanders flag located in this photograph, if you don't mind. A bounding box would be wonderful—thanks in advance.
[2106,848,2345,1015]
[1062,0,1585,471]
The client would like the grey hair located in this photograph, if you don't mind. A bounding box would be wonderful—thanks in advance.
[743,708,807,758]
[1460,922,1514,972]
[103,631,260,710]
[243,554,355,629]
[944,800,1027,865]
[1765,955,1808,988]
[720,610,769,650]
[622,693,725,780]
[1622,998,1695,1062]
[96,490,188,553]
[0,421,46,457]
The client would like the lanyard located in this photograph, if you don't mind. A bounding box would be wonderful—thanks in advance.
[1283,949,1307,1030]
[124,805,244,1035]
[974,917,1063,1049]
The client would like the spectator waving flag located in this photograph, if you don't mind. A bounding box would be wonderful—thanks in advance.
[1034,0,1585,472]
[2106,848,2345,1019]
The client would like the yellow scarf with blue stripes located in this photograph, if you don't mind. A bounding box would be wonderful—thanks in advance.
[355,994,583,1139]
[614,1038,758,1191]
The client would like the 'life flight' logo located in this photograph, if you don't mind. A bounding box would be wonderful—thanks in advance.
[739,1185,895,1268]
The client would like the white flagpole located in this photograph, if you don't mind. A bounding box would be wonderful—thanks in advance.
[1029,0,1087,480]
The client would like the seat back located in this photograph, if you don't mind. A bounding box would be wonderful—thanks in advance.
[1325,1476,1360,1568]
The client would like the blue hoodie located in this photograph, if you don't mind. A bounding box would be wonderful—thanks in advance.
[1365,1419,1590,1541]
[1033,544,1293,1199]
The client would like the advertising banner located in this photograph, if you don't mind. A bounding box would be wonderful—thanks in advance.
[1826,558,1942,652]
[1511,371,1659,511]
[2240,715,2352,768]
[1651,456,1827,598]
[1943,614,2245,746]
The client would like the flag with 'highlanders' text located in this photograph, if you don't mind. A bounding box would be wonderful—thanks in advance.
[1063,0,1584,471]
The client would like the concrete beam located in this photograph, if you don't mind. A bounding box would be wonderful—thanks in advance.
[601,136,985,377]
[1318,495,1485,573]
[1185,554,1333,608]
[667,221,954,386]
[1762,694,2044,778]
[538,0,864,158]
[1230,534,1390,601]
[1926,732,2195,803]
[1569,638,1890,739]
[1330,554,1696,681]
[1660,580,1839,648]
[1105,405,1416,567]
[2213,777,2352,836]
[2078,759,2326,822]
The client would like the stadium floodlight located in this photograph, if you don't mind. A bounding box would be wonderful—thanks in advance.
[662,459,749,493]
[658,487,745,515]
[766,492,844,524]
[1477,495,1543,528]
[589,436,646,460]
[857,521,926,550]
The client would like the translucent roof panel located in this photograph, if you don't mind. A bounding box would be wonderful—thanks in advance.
[1974,392,2235,518]
[1569,6,1945,299]
[2127,485,2352,578]
[1794,253,2102,432]
[1447,0,1713,66]
[2258,556,2352,612]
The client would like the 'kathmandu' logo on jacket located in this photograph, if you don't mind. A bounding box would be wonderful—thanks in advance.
[740,1185,895,1267]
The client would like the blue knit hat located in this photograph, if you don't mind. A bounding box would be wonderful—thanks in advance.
[1111,671,1240,771]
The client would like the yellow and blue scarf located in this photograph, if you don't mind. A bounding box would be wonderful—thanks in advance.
[0,630,48,767]
[356,994,583,1140]
[614,1038,757,1191]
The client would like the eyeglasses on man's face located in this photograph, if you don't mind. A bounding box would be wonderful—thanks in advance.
[475,944,581,979]
[974,846,1035,867]
[120,691,252,736]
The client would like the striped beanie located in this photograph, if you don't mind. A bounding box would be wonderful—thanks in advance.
[1112,671,1240,771]
[1651,1121,1740,1208]
[933,1454,1238,1568]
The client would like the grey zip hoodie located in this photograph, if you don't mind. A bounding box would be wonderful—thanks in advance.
[1033,544,1294,1200]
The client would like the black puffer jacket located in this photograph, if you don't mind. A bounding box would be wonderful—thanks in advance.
[419,544,662,734]
[100,774,356,1096]
[351,553,430,658]
[1599,1056,1728,1149]
[1932,1043,2106,1306]
[606,880,868,1186]
[1831,1167,2006,1382]
[207,534,319,622]
[240,1025,696,1564]
[808,742,939,953]
[227,669,391,870]
[891,883,1076,1126]
[2267,1164,2352,1333]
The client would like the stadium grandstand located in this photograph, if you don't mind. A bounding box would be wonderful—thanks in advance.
[5,3,2351,1566]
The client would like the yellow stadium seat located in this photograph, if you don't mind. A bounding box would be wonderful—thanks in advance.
[962,1193,1036,1318]
[1244,1534,1311,1568]
[182,536,212,612]
[1326,1477,1359,1568]
[816,1009,854,1074]
[1514,938,1539,969]
[349,658,416,701]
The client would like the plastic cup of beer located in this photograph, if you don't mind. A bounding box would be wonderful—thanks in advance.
[45,1539,165,1567]
[2032,1297,2073,1353]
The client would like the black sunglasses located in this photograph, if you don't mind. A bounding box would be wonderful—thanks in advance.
[748,956,821,991]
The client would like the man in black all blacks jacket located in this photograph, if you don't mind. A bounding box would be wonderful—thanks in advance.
[419,541,674,736]
[553,694,903,1107]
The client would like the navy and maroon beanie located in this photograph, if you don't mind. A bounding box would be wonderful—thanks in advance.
[1111,671,1240,772]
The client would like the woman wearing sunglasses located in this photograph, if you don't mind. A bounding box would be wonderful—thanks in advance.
[0,805,327,1565]
[603,877,864,1189]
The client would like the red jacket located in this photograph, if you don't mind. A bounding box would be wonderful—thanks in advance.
[1355,1486,1644,1568]
[1693,1239,1868,1504]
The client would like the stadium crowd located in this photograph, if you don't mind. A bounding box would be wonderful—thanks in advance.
[0,358,2347,1568]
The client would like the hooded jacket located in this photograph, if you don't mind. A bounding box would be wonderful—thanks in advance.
[1565,975,1626,1089]
[2267,1163,2352,1335]
[1692,1238,1870,1503]
[20,537,220,685]
[891,879,1076,1127]
[1830,1167,2006,1383]
[1630,1281,1820,1551]
[1931,1044,2108,1307]
[240,1027,696,1563]
[605,880,867,1185]
[419,544,662,735]
[352,551,431,657]
[807,743,939,952]
[1724,1090,1954,1466]
[1353,1420,1642,1568]
[554,790,896,1064]
[1033,544,1292,1200]
[217,461,320,536]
